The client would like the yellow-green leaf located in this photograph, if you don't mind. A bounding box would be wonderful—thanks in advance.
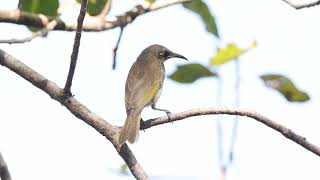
[260,74,310,102]
[169,63,217,83]
[183,0,219,37]
[76,0,108,16]
[145,0,156,3]
[210,41,257,65]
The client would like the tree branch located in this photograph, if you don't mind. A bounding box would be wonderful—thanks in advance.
[0,49,149,180]
[63,0,88,96]
[282,0,320,9]
[0,152,11,180]
[0,0,190,31]
[0,19,58,44]
[141,107,320,157]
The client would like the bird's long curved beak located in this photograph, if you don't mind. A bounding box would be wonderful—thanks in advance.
[171,52,188,61]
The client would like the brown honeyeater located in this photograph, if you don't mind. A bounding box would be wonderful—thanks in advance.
[118,44,187,145]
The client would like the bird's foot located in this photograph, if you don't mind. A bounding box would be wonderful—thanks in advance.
[140,118,146,131]
[166,111,173,124]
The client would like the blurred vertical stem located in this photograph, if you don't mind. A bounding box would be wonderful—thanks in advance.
[227,58,240,165]
[216,58,241,180]
[215,69,225,179]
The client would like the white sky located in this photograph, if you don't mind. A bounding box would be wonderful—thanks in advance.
[1,0,320,180]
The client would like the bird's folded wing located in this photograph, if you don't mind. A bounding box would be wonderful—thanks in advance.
[126,75,161,109]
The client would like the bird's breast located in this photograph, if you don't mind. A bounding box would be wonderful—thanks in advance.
[152,85,163,104]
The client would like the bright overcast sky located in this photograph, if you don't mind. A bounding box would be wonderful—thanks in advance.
[1,0,320,180]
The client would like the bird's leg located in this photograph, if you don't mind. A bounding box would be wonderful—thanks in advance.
[151,103,172,122]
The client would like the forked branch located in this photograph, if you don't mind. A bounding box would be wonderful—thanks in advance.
[0,49,149,180]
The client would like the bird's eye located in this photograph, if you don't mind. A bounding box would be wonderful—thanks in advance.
[159,51,169,60]
[163,51,169,57]
[159,51,169,58]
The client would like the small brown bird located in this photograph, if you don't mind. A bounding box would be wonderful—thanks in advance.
[118,44,187,145]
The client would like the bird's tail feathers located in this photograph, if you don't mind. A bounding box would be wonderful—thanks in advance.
[118,110,141,145]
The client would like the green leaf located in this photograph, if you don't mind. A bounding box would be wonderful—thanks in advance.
[76,0,108,16]
[169,63,217,83]
[260,74,310,102]
[19,0,59,31]
[19,0,59,17]
[210,41,257,65]
[183,0,219,37]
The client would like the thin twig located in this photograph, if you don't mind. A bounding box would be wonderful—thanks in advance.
[0,0,190,31]
[141,107,320,157]
[0,20,58,44]
[63,0,89,96]
[0,49,149,180]
[282,0,320,9]
[0,152,12,180]
[98,0,112,18]
[112,27,124,69]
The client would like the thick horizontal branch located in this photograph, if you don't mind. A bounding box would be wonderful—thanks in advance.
[282,0,320,9]
[142,107,320,157]
[0,49,148,180]
[0,0,189,31]
[0,153,11,180]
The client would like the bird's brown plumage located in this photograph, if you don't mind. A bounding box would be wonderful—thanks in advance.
[118,44,187,145]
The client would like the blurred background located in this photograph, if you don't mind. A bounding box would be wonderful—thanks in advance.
[1,0,320,179]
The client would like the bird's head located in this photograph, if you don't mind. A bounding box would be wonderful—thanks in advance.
[144,44,188,62]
